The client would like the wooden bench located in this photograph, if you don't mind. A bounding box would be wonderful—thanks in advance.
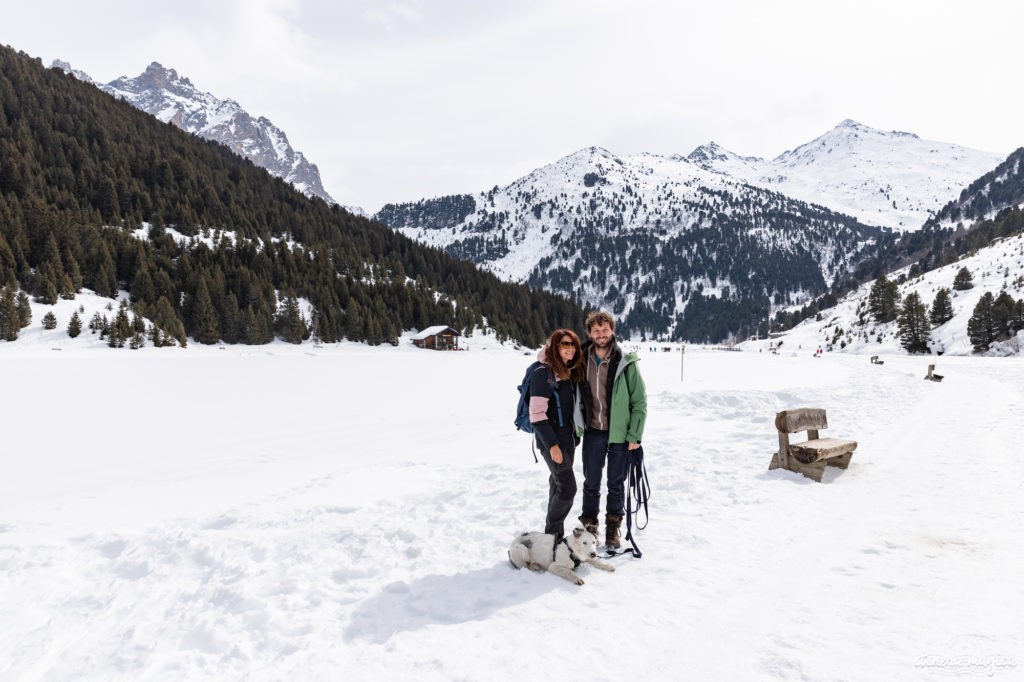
[870,355,884,365]
[768,408,857,482]
[924,364,943,382]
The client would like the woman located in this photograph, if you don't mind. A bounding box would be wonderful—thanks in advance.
[528,328,586,541]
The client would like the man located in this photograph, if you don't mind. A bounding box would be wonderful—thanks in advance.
[577,311,647,549]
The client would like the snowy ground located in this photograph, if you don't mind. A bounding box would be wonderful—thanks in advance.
[1,340,1022,680]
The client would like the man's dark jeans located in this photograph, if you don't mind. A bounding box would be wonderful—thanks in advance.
[581,427,628,518]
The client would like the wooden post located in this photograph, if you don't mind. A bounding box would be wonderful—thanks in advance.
[777,430,790,469]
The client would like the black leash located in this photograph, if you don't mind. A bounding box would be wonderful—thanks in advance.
[603,445,650,559]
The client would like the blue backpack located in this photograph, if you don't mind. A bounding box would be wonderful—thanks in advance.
[514,361,563,435]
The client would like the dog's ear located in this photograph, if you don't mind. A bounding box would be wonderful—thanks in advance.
[573,527,583,538]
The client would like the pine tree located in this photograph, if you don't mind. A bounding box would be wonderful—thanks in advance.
[64,251,83,292]
[36,235,66,305]
[897,292,930,354]
[91,243,118,298]
[59,272,76,300]
[89,311,106,334]
[0,233,17,287]
[991,291,1017,340]
[273,294,307,344]
[36,271,59,305]
[952,266,974,291]
[151,296,187,347]
[967,292,996,352]
[0,286,18,341]
[42,311,57,330]
[131,311,146,335]
[247,306,274,344]
[868,275,900,323]
[130,260,155,304]
[346,303,365,342]
[929,287,954,327]
[15,291,31,328]
[218,291,242,344]
[190,276,220,345]
[150,324,166,347]
[107,302,131,348]
[67,311,82,338]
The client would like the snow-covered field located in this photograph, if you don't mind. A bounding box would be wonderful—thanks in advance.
[1,340,1022,680]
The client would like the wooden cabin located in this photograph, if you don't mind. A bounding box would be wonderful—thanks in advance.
[412,325,461,350]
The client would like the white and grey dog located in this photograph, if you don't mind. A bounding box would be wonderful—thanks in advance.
[508,526,615,585]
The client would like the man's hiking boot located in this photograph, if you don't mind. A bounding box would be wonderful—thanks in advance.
[605,513,623,549]
[578,515,599,536]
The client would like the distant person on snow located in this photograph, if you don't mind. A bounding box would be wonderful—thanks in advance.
[528,329,586,542]
[577,311,647,549]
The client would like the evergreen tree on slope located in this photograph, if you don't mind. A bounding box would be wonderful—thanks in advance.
[897,291,931,354]
[967,292,996,352]
[929,287,954,327]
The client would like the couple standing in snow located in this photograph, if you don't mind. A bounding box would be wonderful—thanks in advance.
[527,311,647,548]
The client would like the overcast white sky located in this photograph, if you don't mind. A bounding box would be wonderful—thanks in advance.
[5,0,1022,213]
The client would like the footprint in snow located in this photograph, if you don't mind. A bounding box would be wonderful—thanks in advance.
[203,516,237,530]
[98,538,129,559]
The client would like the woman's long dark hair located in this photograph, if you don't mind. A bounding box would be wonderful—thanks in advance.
[545,329,585,383]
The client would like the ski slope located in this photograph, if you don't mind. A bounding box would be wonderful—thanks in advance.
[1,341,1021,680]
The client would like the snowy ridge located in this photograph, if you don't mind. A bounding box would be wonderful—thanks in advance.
[53,60,366,216]
[688,120,1005,231]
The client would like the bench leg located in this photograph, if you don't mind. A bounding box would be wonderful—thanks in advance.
[794,460,827,482]
[769,450,827,482]
[827,452,853,469]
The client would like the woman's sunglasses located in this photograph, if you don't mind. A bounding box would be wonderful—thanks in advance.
[559,340,576,348]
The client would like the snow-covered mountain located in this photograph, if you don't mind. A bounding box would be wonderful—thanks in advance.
[687,120,1005,231]
[53,60,365,215]
[377,146,884,340]
[376,122,1011,341]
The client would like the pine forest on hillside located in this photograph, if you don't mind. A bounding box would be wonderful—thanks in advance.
[0,46,585,348]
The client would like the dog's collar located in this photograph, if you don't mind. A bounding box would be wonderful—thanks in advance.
[558,538,583,569]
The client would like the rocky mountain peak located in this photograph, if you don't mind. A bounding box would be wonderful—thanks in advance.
[51,59,96,85]
[52,59,353,211]
[687,141,727,163]
[687,141,762,167]
[136,62,193,91]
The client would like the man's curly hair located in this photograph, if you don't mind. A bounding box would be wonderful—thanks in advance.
[585,311,616,332]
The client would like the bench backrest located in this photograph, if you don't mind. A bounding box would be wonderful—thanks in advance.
[775,408,828,434]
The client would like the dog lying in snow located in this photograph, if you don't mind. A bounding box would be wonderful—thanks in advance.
[508,527,615,585]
